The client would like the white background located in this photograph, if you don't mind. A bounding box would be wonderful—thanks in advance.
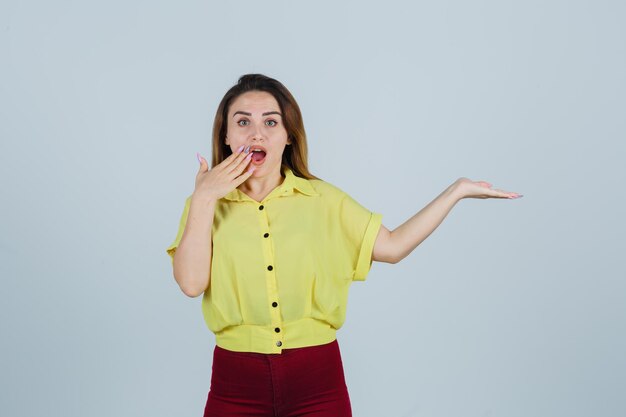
[1,1,624,416]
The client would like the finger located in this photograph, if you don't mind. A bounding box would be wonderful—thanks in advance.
[227,147,253,173]
[229,145,245,160]
[490,188,516,198]
[494,188,522,198]
[231,151,253,175]
[196,152,208,173]
[235,166,256,185]
[212,145,243,171]
[222,145,246,169]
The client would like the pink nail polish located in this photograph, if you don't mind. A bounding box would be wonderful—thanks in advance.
[237,145,244,153]
[196,152,202,163]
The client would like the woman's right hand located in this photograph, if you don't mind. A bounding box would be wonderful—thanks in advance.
[193,146,255,203]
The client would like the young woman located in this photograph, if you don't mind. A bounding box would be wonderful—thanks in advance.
[166,74,522,417]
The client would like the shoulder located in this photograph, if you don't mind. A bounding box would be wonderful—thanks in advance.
[307,178,347,200]
[306,179,369,212]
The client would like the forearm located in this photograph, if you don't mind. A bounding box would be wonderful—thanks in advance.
[390,183,462,263]
[172,195,216,297]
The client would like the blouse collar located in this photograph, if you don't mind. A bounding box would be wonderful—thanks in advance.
[222,166,319,202]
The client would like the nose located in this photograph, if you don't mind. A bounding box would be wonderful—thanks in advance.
[251,124,265,142]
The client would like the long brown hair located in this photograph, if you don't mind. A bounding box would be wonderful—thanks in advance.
[210,74,321,181]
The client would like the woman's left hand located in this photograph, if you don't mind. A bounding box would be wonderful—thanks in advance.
[451,177,523,200]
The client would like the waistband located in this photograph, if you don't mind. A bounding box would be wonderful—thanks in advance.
[214,317,337,354]
[215,339,339,359]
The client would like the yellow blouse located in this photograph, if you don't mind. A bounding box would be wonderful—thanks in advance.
[166,166,383,354]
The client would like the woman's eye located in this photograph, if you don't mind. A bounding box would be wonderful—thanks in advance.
[266,120,277,127]
[237,119,249,126]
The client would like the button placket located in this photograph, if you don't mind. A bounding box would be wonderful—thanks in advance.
[257,202,284,352]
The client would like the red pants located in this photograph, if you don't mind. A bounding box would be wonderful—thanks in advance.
[203,339,352,417]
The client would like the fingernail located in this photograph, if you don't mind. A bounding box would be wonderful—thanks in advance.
[244,145,251,154]
[196,152,202,164]
[237,145,244,153]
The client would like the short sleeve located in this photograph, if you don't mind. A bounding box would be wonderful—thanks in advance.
[165,195,192,264]
[338,192,383,281]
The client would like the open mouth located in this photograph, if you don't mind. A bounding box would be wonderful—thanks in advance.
[251,150,267,164]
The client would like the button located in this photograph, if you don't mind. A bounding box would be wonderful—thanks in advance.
[263,233,269,238]
[276,341,282,347]
[274,327,281,333]
[267,265,273,271]
[259,205,264,210]
[272,302,278,307]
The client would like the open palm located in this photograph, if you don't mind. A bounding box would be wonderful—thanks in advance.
[454,177,523,200]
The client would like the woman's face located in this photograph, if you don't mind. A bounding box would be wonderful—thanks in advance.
[226,90,291,177]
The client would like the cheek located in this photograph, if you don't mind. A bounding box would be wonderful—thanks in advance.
[269,126,289,140]
[226,126,247,139]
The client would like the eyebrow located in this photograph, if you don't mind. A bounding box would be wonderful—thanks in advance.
[232,111,282,118]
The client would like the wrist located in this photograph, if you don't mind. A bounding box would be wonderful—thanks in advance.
[191,192,218,208]
[447,181,465,202]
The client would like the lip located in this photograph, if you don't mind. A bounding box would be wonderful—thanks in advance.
[251,156,266,166]
[248,144,267,165]
[248,144,267,153]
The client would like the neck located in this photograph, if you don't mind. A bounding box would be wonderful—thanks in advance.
[239,165,284,196]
